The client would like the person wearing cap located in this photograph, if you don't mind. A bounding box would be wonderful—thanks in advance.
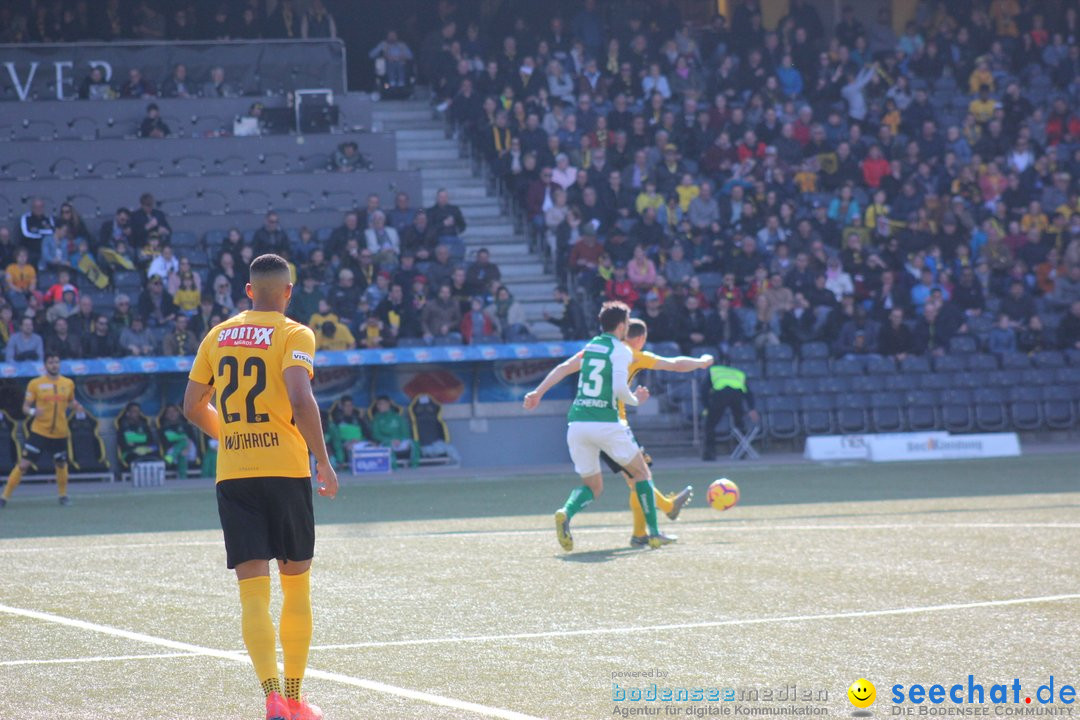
[45,285,79,325]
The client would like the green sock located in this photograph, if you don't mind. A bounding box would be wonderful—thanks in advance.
[562,485,595,520]
[635,480,659,536]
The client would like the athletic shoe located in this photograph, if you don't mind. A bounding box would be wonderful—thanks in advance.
[554,509,573,552]
[630,533,677,548]
[0,498,6,509]
[58,496,70,506]
[288,697,324,720]
[266,691,291,720]
[665,486,693,521]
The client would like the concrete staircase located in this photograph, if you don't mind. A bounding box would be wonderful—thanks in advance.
[372,98,561,340]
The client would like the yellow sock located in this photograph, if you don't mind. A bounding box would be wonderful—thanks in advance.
[3,467,22,500]
[629,491,647,537]
[237,576,280,697]
[654,487,674,514]
[279,570,312,701]
[56,464,69,497]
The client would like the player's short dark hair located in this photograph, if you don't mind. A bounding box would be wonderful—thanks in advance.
[626,318,648,340]
[250,253,290,277]
[321,321,336,337]
[598,301,631,333]
[44,352,60,362]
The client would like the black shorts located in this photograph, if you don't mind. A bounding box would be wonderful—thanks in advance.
[216,476,315,569]
[23,432,68,464]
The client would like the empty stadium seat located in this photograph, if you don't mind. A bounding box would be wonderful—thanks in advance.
[799,341,829,360]
[1000,353,1032,369]
[905,390,939,431]
[850,375,879,394]
[941,389,974,432]
[764,344,794,361]
[948,336,978,354]
[966,354,999,372]
[899,356,931,373]
[765,360,796,379]
[1041,386,1075,430]
[1008,387,1042,431]
[727,345,758,364]
[764,396,799,440]
[799,395,835,435]
[870,392,904,432]
[798,358,830,377]
[932,355,965,373]
[836,394,870,433]
[1032,351,1065,368]
[831,358,864,376]
[973,388,1008,432]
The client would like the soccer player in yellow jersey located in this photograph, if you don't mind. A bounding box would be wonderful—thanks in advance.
[183,254,337,720]
[1,353,85,508]
[524,319,712,546]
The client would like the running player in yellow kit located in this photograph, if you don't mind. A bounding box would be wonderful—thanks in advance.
[183,254,336,720]
[523,318,712,545]
[1,353,85,508]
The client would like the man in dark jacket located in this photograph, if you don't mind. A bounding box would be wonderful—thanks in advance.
[545,286,589,340]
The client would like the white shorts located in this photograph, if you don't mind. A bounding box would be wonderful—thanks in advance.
[566,422,639,477]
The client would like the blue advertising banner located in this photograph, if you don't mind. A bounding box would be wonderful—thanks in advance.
[0,342,581,380]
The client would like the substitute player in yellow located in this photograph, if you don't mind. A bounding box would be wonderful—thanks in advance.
[523,319,712,545]
[183,254,337,720]
[1,353,85,508]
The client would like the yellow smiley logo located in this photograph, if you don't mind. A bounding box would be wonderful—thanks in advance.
[848,678,876,709]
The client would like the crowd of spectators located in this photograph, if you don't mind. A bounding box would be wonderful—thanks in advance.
[0,0,337,44]
[429,0,1080,360]
[0,185,534,362]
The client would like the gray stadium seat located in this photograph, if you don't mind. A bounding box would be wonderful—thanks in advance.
[831,358,864,375]
[1041,386,1075,430]
[966,354,999,372]
[1008,387,1042,431]
[728,345,758,364]
[899,356,931,373]
[1000,353,1031,369]
[949,336,978,354]
[836,394,869,433]
[941,389,974,433]
[798,358,830,377]
[764,344,794,361]
[1033,351,1065,368]
[973,388,1008,432]
[799,341,829,360]
[799,395,835,435]
[905,391,939,431]
[870,392,904,432]
[764,396,799,440]
[765,360,796,379]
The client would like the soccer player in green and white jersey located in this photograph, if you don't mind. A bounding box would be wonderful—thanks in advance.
[530,301,659,551]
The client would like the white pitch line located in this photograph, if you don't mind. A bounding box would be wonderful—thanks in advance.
[4,521,1080,554]
[0,603,542,720]
[0,652,202,667]
[308,593,1080,651]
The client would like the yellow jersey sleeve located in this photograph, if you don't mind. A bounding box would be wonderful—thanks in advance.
[189,330,215,385]
[283,324,316,379]
[630,350,662,375]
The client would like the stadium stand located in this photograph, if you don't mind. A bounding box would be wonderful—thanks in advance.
[1,0,1079,467]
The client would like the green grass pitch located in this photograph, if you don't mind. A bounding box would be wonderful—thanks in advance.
[1,452,1079,719]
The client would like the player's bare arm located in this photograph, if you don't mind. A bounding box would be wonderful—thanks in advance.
[651,354,714,372]
[523,351,584,410]
[182,378,220,440]
[284,366,338,499]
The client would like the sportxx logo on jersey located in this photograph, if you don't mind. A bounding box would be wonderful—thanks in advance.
[218,325,275,348]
